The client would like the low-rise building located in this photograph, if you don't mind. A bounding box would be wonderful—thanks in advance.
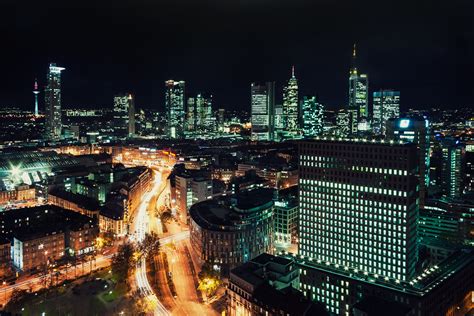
[228,253,327,316]
[189,188,274,273]
[48,188,100,219]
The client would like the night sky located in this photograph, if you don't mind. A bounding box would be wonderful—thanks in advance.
[3,0,474,112]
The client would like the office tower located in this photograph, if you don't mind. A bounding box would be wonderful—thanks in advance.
[301,96,324,137]
[336,109,351,137]
[373,90,400,135]
[186,97,195,132]
[113,93,135,137]
[251,82,275,141]
[217,108,225,132]
[165,80,186,139]
[195,93,213,133]
[299,139,419,282]
[33,79,39,116]
[348,44,368,134]
[440,138,464,198]
[283,66,299,135]
[465,144,474,193]
[44,63,65,140]
[386,117,430,208]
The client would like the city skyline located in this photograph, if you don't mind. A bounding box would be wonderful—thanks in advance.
[3,0,474,111]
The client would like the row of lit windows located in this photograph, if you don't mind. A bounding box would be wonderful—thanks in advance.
[300,179,408,197]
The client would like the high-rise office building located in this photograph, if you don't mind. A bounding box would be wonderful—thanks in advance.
[373,90,400,135]
[44,63,65,140]
[283,66,299,135]
[301,96,324,137]
[251,82,275,141]
[440,138,464,199]
[186,97,196,132]
[299,139,419,282]
[33,79,39,116]
[196,93,213,133]
[217,108,225,132]
[386,117,430,208]
[165,80,186,139]
[348,45,368,135]
[113,93,135,137]
[336,109,351,137]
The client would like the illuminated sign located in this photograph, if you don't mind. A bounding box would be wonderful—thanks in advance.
[399,119,410,128]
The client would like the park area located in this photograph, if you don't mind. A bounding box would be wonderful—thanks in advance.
[3,269,135,316]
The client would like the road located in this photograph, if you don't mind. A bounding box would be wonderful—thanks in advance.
[131,170,171,316]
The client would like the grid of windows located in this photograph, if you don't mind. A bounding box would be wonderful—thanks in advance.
[298,140,419,283]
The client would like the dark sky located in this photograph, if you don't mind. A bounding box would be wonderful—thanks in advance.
[3,0,474,112]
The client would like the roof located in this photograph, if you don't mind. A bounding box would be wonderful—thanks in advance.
[353,296,412,316]
[189,188,274,231]
[251,252,292,266]
[49,188,100,211]
[253,283,328,316]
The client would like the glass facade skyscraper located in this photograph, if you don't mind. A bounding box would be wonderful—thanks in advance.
[113,93,135,137]
[386,117,430,208]
[283,66,299,135]
[336,109,351,137]
[251,82,275,141]
[44,63,65,140]
[299,139,419,283]
[302,96,324,137]
[440,138,464,199]
[348,45,368,135]
[165,80,186,139]
[373,90,400,135]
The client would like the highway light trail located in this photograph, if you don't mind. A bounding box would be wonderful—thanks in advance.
[133,171,171,316]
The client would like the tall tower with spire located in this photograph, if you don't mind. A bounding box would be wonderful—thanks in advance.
[33,79,39,116]
[283,65,299,135]
[348,43,369,135]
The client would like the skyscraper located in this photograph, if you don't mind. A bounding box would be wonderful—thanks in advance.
[440,138,464,199]
[196,93,213,133]
[373,90,400,135]
[113,93,135,137]
[348,44,368,135]
[33,79,39,116]
[336,109,351,137]
[386,117,430,208]
[44,63,65,140]
[301,96,324,137]
[251,82,275,141]
[299,139,419,282]
[283,66,299,135]
[186,97,196,132]
[165,80,186,139]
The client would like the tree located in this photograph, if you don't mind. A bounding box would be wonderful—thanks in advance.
[112,242,136,283]
[160,211,172,223]
[138,232,160,258]
[198,262,221,297]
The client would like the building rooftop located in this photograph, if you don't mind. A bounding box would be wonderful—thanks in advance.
[49,188,100,211]
[189,188,274,231]
[281,248,474,297]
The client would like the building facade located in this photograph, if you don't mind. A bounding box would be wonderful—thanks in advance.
[372,90,400,135]
[251,82,275,141]
[44,63,65,140]
[299,139,419,282]
[386,117,430,208]
[301,95,324,137]
[283,66,299,135]
[165,80,186,139]
[189,188,274,273]
[348,45,368,135]
[113,93,135,137]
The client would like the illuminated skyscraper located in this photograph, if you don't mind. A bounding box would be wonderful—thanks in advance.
[336,109,351,137]
[186,97,196,132]
[165,80,186,139]
[283,66,299,135]
[440,138,464,199]
[196,93,213,133]
[33,79,39,116]
[299,139,419,282]
[348,44,368,134]
[386,117,430,208]
[251,82,275,141]
[44,63,65,140]
[301,96,324,137]
[113,93,135,137]
[373,90,400,135]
